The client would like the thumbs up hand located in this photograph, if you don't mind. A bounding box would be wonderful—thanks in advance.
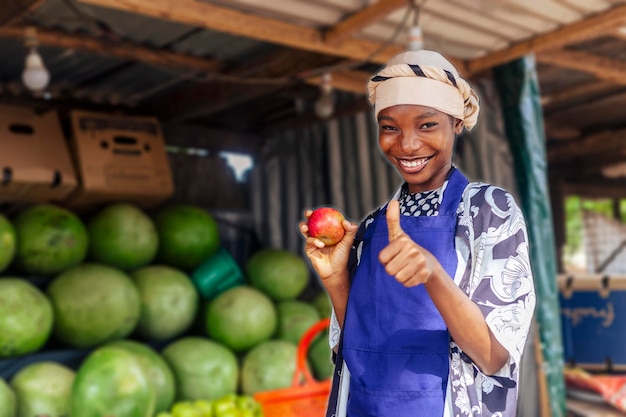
[386,199,404,242]
[379,200,439,287]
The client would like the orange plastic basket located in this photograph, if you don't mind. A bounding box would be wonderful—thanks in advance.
[254,318,332,417]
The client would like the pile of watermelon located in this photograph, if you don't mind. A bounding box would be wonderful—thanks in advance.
[0,201,333,417]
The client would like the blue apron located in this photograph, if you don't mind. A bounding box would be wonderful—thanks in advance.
[341,168,468,417]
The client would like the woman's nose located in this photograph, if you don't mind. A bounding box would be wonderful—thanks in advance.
[399,131,422,152]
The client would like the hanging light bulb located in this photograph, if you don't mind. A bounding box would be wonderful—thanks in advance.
[22,27,50,93]
[22,48,50,92]
[314,73,334,119]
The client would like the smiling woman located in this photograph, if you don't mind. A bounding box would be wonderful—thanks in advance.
[299,49,536,417]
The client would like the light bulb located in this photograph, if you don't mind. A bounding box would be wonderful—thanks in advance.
[314,73,334,119]
[314,92,334,119]
[22,48,50,92]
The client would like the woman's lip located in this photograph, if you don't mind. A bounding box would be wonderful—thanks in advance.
[397,156,431,173]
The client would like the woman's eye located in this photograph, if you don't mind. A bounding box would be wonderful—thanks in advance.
[381,124,397,131]
[420,122,438,129]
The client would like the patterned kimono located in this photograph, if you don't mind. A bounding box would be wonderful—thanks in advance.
[329,175,536,417]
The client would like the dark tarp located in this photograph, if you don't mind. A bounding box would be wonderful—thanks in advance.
[494,55,565,417]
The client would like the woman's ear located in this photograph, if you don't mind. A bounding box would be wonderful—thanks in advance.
[454,119,465,135]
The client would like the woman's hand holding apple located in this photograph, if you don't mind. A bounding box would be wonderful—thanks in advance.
[299,207,357,281]
[300,207,357,328]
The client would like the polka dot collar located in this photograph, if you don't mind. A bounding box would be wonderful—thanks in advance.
[399,184,442,216]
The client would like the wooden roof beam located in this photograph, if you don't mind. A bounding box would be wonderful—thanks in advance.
[77,0,405,65]
[146,48,345,121]
[548,128,626,163]
[562,179,626,199]
[324,0,409,45]
[0,0,47,26]
[537,49,626,86]
[306,69,370,94]
[0,24,371,98]
[0,25,222,74]
[541,81,617,110]
[467,3,626,74]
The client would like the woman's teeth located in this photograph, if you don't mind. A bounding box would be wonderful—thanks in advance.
[400,157,429,168]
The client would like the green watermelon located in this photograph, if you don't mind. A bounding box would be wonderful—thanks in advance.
[130,265,198,341]
[13,204,88,276]
[205,286,277,352]
[0,378,16,417]
[312,291,332,318]
[0,215,16,273]
[161,337,238,401]
[275,300,320,345]
[10,362,75,417]
[246,249,309,301]
[106,340,176,413]
[240,340,297,395]
[0,278,53,358]
[71,345,155,417]
[87,203,159,270]
[308,330,334,380]
[154,205,220,271]
[46,263,140,348]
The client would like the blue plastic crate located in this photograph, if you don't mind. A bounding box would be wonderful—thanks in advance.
[559,274,626,371]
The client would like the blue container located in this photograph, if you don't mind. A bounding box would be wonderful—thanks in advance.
[559,274,626,371]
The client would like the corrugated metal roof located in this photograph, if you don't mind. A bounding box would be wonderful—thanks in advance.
[0,0,626,141]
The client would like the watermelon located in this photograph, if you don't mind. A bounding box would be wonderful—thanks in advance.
[154,205,220,271]
[10,362,75,417]
[308,330,333,380]
[246,249,309,301]
[0,378,16,417]
[13,204,88,276]
[130,265,198,341]
[240,340,297,395]
[161,337,238,401]
[46,263,140,348]
[71,345,155,417]
[205,286,277,352]
[106,340,176,413]
[0,215,16,273]
[87,203,159,270]
[275,300,320,345]
[312,291,332,318]
[0,278,53,358]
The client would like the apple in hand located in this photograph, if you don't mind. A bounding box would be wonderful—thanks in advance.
[307,207,346,246]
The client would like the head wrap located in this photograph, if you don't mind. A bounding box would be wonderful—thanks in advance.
[367,50,480,130]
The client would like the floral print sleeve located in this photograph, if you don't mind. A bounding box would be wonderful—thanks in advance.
[450,183,536,417]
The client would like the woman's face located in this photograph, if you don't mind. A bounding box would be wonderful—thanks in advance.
[378,104,463,193]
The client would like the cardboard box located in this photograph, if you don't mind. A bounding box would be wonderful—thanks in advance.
[559,274,626,371]
[0,105,78,204]
[65,110,174,210]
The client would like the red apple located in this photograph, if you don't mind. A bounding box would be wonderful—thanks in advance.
[307,207,345,246]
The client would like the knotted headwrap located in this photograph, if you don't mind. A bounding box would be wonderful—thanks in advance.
[367,50,480,130]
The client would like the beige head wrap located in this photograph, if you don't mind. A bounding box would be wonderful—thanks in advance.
[367,50,480,130]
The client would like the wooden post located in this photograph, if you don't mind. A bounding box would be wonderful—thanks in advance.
[534,324,553,417]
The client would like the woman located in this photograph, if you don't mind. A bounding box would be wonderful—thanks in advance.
[300,50,536,417]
